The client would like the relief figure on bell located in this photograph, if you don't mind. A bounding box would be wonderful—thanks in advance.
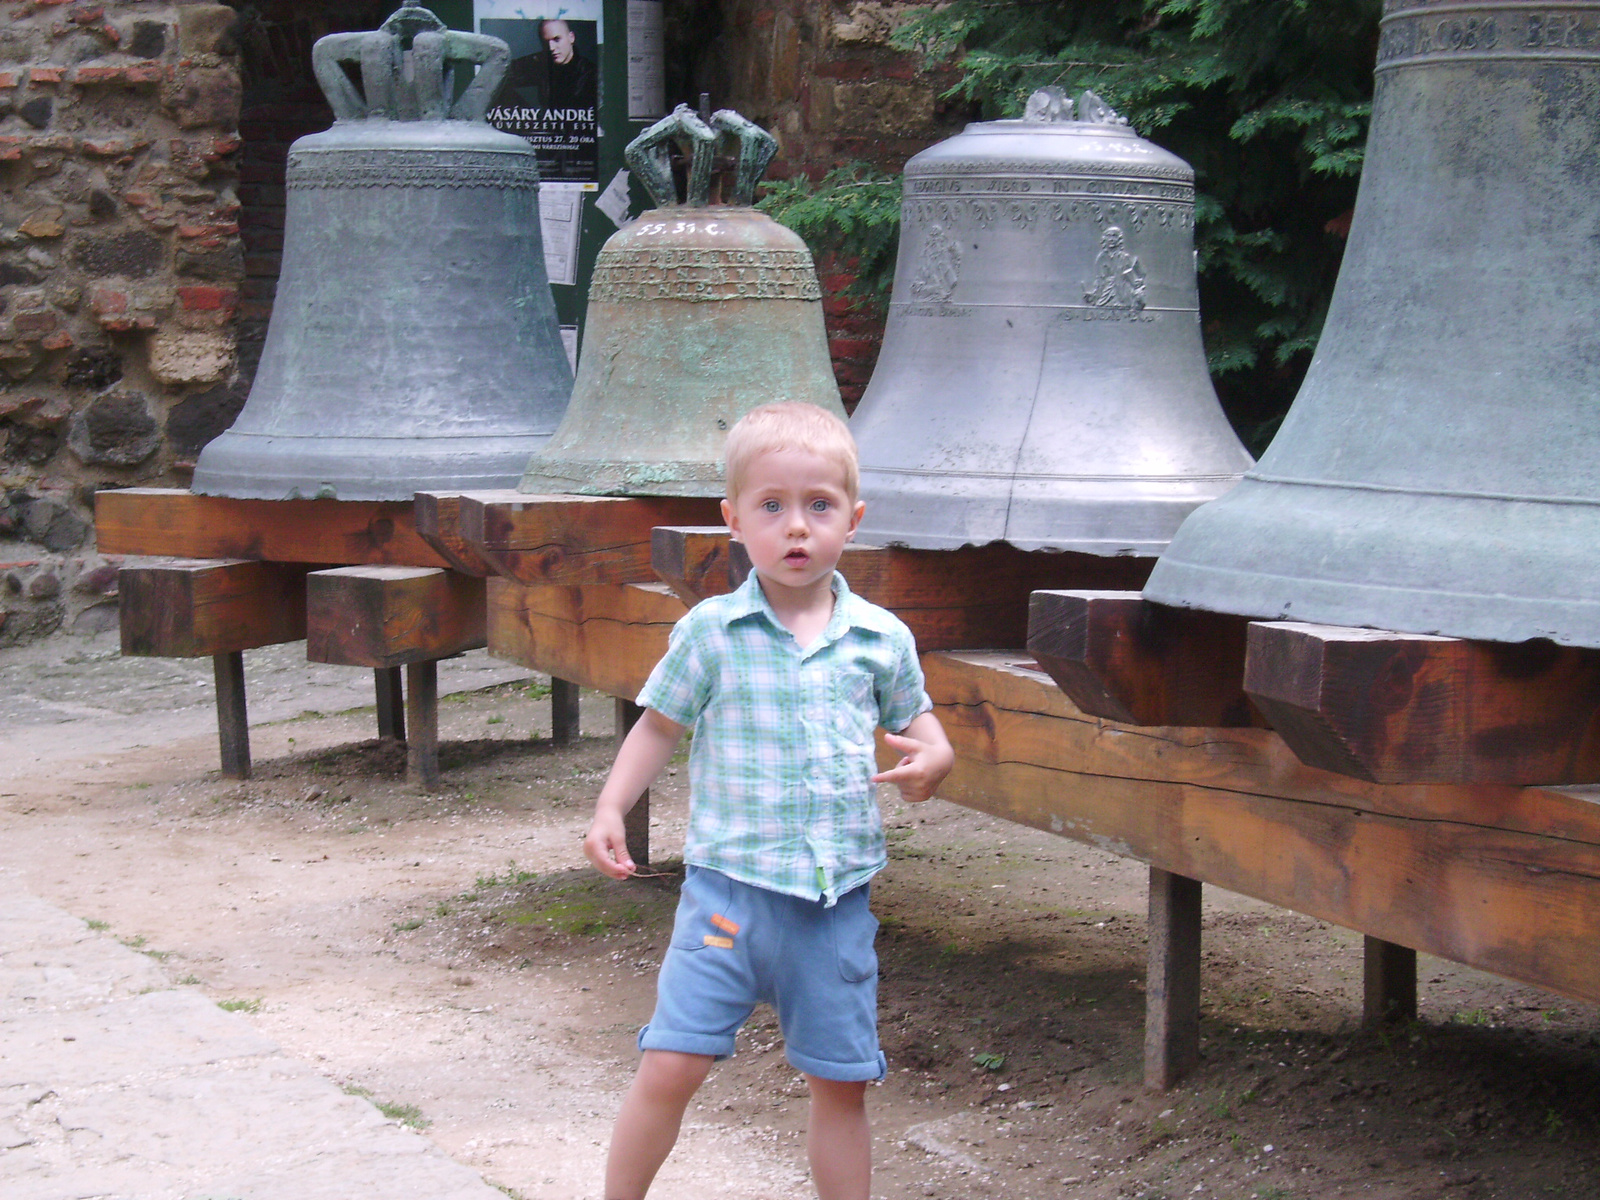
[1083,225,1146,312]
[908,222,962,304]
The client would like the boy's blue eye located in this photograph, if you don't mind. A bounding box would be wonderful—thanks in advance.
[761,499,782,513]
[810,498,831,512]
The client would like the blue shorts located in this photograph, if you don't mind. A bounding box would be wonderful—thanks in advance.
[638,866,887,1082]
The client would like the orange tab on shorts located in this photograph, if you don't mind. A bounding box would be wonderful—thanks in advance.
[710,913,740,936]
[702,934,735,949]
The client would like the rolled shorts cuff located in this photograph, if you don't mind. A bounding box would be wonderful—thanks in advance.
[637,1022,736,1061]
[786,1046,887,1083]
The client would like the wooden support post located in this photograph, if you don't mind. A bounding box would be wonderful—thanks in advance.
[1363,936,1418,1027]
[375,667,405,742]
[715,537,1154,651]
[1145,867,1202,1090]
[1244,620,1600,784]
[1027,590,1261,726]
[616,697,650,868]
[456,491,722,586]
[551,677,581,745]
[406,660,440,791]
[95,488,449,567]
[214,651,250,780]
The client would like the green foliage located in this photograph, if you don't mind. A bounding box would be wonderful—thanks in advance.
[882,0,1384,451]
[758,165,904,308]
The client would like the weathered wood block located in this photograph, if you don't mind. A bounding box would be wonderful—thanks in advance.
[1027,590,1261,726]
[120,558,308,657]
[486,579,687,700]
[652,526,734,605]
[916,651,1600,1004]
[413,491,495,577]
[95,488,448,567]
[457,491,722,586]
[1243,620,1600,785]
[306,566,486,668]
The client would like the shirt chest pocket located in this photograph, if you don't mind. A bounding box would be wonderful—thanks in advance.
[833,670,878,749]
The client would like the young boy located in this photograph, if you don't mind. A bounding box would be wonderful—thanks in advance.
[583,402,954,1200]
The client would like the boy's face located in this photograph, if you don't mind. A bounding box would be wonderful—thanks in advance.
[721,448,864,602]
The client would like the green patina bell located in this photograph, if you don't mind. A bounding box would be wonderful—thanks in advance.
[518,106,845,497]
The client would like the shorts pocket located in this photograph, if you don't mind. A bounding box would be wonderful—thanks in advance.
[668,867,734,951]
[832,895,880,984]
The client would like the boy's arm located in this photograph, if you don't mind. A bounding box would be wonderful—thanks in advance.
[871,709,954,805]
[584,707,686,878]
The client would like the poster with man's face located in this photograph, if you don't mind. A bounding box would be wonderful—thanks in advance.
[483,15,599,183]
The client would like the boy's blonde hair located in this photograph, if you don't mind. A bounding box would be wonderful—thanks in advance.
[723,402,859,502]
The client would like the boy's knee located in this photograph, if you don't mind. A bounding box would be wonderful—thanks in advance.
[636,1049,715,1099]
[805,1075,868,1109]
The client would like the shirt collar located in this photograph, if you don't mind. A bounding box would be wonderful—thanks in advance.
[722,570,899,643]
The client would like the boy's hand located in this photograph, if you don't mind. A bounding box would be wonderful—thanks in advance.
[872,715,955,804]
[584,809,637,879]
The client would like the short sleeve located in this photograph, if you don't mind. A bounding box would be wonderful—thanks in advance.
[636,605,712,728]
[877,623,932,734]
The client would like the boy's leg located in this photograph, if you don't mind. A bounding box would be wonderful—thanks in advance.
[805,1075,870,1200]
[606,1049,715,1200]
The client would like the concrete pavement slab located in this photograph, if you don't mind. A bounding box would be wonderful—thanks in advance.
[0,884,511,1200]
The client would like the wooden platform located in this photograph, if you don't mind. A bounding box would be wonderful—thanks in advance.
[1029,591,1600,786]
[524,557,1600,1086]
[97,490,580,791]
[925,651,1600,1006]
[96,487,451,567]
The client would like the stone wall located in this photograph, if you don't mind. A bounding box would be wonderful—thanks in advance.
[1,0,243,643]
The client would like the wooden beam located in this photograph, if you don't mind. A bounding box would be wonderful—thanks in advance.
[486,580,687,700]
[652,526,734,605]
[213,650,250,781]
[305,566,486,668]
[724,539,1154,651]
[913,652,1600,1005]
[95,487,449,567]
[457,491,722,586]
[375,667,405,742]
[1146,868,1201,1090]
[120,558,308,658]
[616,698,651,868]
[1026,590,1261,726]
[406,660,440,790]
[1363,936,1417,1026]
[550,677,582,745]
[1243,621,1600,785]
[413,491,495,576]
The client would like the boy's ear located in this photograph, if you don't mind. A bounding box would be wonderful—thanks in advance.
[847,499,865,541]
[721,497,739,540]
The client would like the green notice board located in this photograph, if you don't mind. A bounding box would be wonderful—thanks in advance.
[470,0,664,366]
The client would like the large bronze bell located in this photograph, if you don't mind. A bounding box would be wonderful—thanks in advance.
[1144,0,1600,647]
[850,88,1253,553]
[192,2,572,501]
[518,106,845,496]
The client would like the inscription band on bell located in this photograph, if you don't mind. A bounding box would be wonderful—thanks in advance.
[588,246,823,303]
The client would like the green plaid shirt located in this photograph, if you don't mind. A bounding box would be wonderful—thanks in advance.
[638,572,931,906]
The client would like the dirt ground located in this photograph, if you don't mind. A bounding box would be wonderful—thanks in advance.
[3,645,1600,1200]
